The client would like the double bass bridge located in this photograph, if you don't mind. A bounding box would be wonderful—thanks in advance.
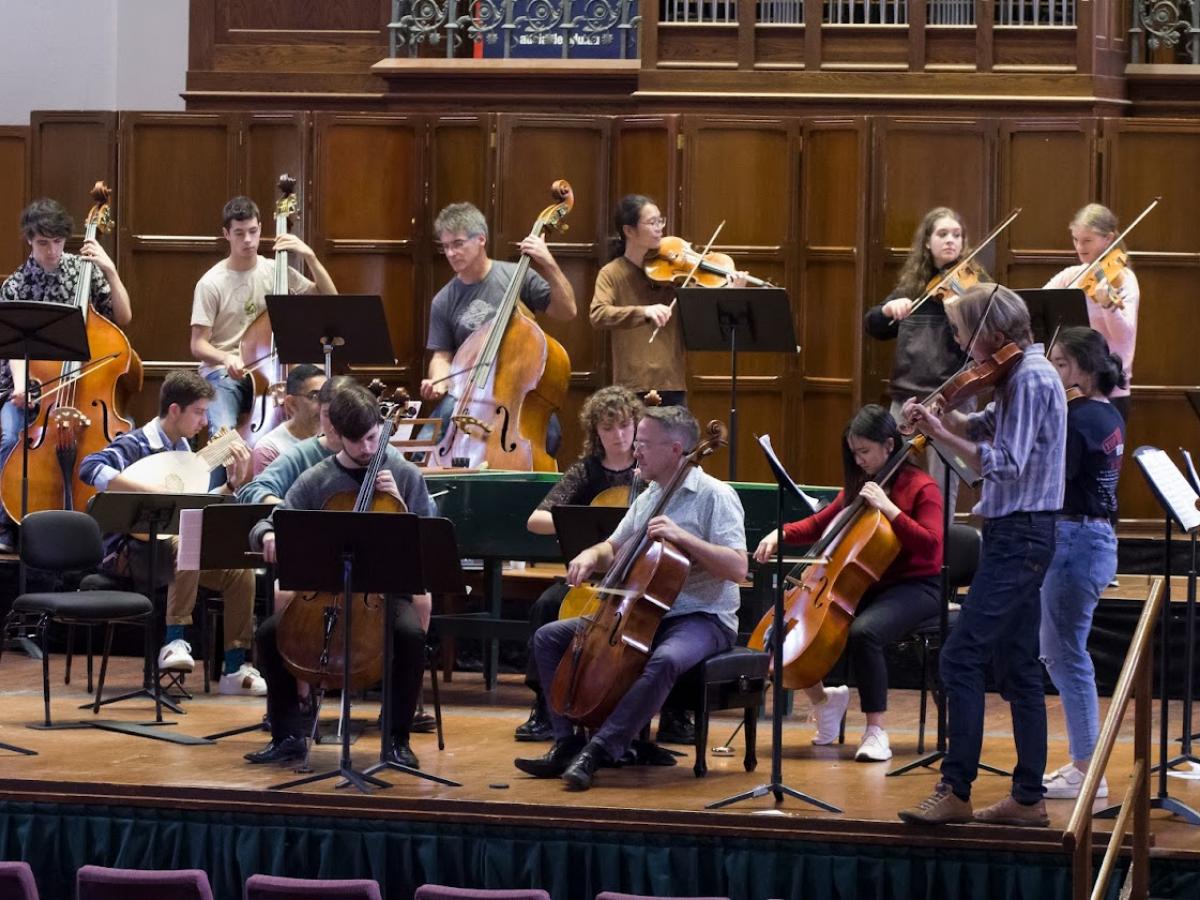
[451,414,493,437]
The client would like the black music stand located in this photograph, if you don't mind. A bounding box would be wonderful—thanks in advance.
[360,516,464,785]
[1096,447,1200,824]
[675,288,798,479]
[269,509,429,793]
[1180,448,1200,753]
[1018,288,1089,346]
[265,294,396,378]
[708,434,838,812]
[189,503,276,741]
[551,505,627,562]
[84,491,226,745]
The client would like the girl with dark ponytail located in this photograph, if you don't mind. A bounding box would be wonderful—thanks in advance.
[1040,326,1126,800]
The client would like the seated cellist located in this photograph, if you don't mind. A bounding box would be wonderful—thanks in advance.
[514,405,747,791]
[754,404,943,763]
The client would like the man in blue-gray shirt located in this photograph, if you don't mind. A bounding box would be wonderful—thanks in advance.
[516,405,747,791]
[900,284,1066,828]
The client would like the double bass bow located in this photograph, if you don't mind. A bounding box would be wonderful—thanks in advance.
[0,182,139,522]
[549,420,727,728]
[431,181,573,472]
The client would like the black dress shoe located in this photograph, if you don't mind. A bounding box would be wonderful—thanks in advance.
[244,735,306,765]
[514,694,553,742]
[562,739,612,791]
[656,707,696,745]
[411,711,437,734]
[514,733,586,778]
[385,740,420,769]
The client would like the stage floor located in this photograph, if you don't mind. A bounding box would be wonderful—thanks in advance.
[1,653,1198,860]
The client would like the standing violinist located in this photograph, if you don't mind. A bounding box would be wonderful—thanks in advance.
[753,404,943,763]
[514,405,747,791]
[898,284,1065,828]
[418,202,576,456]
[0,198,133,552]
[864,207,991,514]
[190,196,337,462]
[247,381,437,768]
[589,195,749,408]
[1042,204,1139,423]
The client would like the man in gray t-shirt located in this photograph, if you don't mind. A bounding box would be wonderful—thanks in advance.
[418,202,576,456]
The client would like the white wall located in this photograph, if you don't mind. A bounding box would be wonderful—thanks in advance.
[0,0,188,126]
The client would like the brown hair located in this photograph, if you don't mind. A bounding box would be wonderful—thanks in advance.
[579,386,643,459]
[893,207,991,299]
[159,369,215,416]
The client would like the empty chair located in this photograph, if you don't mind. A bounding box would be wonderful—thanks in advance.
[0,861,38,900]
[76,864,213,900]
[414,887,551,900]
[245,874,382,899]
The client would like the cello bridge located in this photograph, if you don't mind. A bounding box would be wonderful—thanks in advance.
[451,414,492,436]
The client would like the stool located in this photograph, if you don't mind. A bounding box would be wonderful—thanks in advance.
[662,646,769,777]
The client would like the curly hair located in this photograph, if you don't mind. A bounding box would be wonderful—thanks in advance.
[579,385,643,459]
[893,207,991,299]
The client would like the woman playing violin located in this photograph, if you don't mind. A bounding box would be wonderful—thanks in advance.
[1040,327,1126,800]
[898,284,1065,828]
[1042,205,1139,422]
[864,207,992,513]
[754,405,943,762]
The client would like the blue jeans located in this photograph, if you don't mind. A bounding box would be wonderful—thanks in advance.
[0,399,35,528]
[941,511,1056,803]
[533,612,733,759]
[423,393,562,460]
[204,371,252,488]
[1039,517,1116,762]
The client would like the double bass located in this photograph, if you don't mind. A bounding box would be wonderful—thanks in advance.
[550,421,727,728]
[431,181,572,472]
[239,174,298,444]
[275,392,410,691]
[1,182,139,522]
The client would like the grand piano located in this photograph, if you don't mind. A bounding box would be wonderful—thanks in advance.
[427,470,839,687]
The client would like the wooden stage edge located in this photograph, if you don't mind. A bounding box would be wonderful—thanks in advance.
[1,657,1200,867]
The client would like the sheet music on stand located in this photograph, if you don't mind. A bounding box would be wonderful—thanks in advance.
[758,434,822,515]
[1135,446,1200,533]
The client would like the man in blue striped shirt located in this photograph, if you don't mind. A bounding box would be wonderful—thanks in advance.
[898,284,1066,827]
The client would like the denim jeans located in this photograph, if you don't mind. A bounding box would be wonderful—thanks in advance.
[1039,517,1116,762]
[203,371,252,488]
[422,392,561,460]
[941,511,1056,803]
[0,399,35,528]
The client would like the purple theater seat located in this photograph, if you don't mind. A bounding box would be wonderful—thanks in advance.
[414,887,551,900]
[596,893,730,900]
[0,861,38,900]
[245,874,383,899]
[76,864,214,900]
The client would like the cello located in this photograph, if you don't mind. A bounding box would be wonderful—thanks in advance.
[549,420,727,728]
[431,181,573,472]
[239,174,298,444]
[275,392,410,691]
[0,182,139,522]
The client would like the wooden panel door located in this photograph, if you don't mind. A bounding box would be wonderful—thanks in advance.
[495,114,613,465]
[0,128,29,277]
[678,116,799,483]
[312,112,424,378]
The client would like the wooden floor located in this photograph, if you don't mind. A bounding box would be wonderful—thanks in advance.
[1,652,1199,859]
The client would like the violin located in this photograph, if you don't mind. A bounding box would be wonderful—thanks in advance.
[1066,197,1158,310]
[276,391,411,691]
[239,174,299,444]
[898,342,1023,436]
[1066,385,1085,402]
[644,236,773,288]
[0,182,139,522]
[901,208,1021,320]
[549,421,727,728]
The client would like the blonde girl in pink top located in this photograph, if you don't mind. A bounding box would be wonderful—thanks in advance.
[1043,204,1139,421]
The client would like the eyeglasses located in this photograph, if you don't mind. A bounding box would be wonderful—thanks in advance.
[640,217,667,228]
[290,389,322,401]
[435,237,475,254]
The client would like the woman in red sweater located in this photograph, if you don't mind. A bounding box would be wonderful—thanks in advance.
[754,404,944,762]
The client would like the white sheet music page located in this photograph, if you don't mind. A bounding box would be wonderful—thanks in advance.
[1135,447,1200,533]
[758,434,823,512]
[176,508,204,571]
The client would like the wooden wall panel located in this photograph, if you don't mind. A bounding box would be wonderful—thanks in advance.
[0,128,29,277]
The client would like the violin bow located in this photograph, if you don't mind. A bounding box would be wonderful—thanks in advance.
[1067,195,1161,293]
[901,207,1022,321]
[648,220,725,344]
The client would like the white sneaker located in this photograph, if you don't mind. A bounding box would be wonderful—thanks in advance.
[218,663,267,696]
[854,726,893,762]
[811,684,850,745]
[157,639,194,673]
[1043,764,1108,800]
[1043,762,1075,784]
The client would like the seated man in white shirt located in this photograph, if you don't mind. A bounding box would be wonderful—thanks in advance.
[250,364,327,476]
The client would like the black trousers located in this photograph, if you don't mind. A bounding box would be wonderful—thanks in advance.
[256,596,425,743]
[846,576,942,714]
[525,580,570,690]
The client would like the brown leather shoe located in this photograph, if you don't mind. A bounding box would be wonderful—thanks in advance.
[973,794,1049,827]
[898,782,974,825]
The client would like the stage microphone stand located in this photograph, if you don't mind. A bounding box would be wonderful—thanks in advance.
[708,437,839,812]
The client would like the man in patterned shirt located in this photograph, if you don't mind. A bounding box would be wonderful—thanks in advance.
[0,198,133,550]
[189,195,336,461]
